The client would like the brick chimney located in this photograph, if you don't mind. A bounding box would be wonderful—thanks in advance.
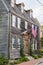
[24,9,33,18]
[16,2,25,13]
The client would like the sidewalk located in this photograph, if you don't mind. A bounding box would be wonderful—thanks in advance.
[17,58,43,65]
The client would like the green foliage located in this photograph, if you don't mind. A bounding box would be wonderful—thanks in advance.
[14,57,29,64]
[20,43,25,57]
[41,37,43,47]
[32,54,39,59]
[0,55,9,65]
[20,57,29,62]
[39,50,43,57]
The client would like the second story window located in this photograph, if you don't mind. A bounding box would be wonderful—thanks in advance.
[25,21,27,29]
[11,0,14,7]
[12,15,16,27]
[12,37,16,49]
[17,17,21,29]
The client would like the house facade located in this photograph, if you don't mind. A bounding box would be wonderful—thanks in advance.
[0,0,40,59]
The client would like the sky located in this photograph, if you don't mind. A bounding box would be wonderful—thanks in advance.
[16,0,43,25]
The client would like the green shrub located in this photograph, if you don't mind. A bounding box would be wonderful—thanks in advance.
[20,43,25,57]
[41,37,43,47]
[14,59,21,64]
[20,57,29,62]
[39,50,43,56]
[14,57,29,64]
[32,54,39,59]
[0,55,9,65]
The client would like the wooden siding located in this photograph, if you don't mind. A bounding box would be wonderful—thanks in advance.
[0,12,8,58]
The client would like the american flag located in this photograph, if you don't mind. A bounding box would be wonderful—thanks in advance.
[32,25,37,38]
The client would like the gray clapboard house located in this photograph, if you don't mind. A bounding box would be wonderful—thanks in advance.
[0,0,40,59]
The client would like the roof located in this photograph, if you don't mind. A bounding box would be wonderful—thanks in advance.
[15,2,25,6]
[2,0,39,26]
[31,17,40,26]
[24,9,33,12]
[0,0,9,12]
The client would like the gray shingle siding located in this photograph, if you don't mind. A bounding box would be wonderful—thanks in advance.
[0,12,8,58]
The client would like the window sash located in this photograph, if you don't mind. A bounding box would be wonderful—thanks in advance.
[12,15,16,27]
[17,17,21,29]
[12,37,16,49]
[25,21,27,29]
[21,6,24,13]
[17,38,21,48]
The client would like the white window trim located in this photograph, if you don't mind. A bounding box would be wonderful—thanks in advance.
[12,15,16,27]
[17,17,21,29]
[25,21,27,29]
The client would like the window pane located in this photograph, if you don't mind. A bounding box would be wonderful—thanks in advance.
[21,6,24,13]
[17,38,21,48]
[25,21,27,29]
[17,17,21,29]
[12,37,16,49]
[35,40,37,50]
[12,15,16,27]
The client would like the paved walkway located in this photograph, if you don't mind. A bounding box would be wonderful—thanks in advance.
[18,58,43,65]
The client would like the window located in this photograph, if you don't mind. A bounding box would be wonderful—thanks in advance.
[17,38,21,48]
[32,38,34,50]
[17,17,21,29]
[30,12,33,18]
[12,37,16,49]
[35,40,37,50]
[21,6,24,13]
[12,15,16,27]
[25,21,27,29]
[11,0,14,7]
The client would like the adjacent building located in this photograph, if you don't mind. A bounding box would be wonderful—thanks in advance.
[0,0,40,59]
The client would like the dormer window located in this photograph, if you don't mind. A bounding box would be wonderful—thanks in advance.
[12,15,16,27]
[21,3,25,13]
[30,11,33,18]
[21,6,24,13]
[11,0,14,7]
[17,17,21,29]
[25,21,27,29]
